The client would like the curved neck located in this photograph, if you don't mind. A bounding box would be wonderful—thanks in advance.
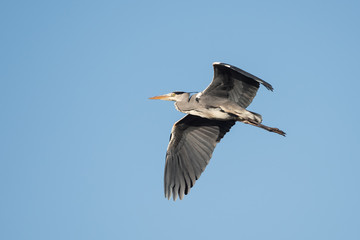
[174,93,194,113]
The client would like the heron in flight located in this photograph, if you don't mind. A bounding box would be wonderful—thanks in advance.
[149,62,285,201]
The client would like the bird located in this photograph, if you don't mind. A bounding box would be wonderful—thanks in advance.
[149,62,285,201]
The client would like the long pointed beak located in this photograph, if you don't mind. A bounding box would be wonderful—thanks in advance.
[149,94,172,100]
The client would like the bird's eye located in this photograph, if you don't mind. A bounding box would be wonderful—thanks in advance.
[171,93,176,97]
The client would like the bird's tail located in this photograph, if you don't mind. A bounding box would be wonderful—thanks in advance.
[248,111,263,124]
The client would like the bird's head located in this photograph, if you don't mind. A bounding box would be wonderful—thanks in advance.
[149,91,189,102]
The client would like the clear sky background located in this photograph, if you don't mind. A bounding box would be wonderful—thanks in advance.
[1,0,360,239]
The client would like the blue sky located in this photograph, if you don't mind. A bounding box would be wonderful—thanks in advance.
[1,0,360,239]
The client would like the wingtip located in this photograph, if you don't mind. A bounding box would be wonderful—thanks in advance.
[165,190,178,201]
[165,193,171,200]
[265,83,274,91]
[213,62,275,91]
[165,189,185,201]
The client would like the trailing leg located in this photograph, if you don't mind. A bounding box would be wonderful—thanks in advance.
[243,119,286,136]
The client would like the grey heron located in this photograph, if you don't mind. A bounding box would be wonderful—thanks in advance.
[149,62,285,201]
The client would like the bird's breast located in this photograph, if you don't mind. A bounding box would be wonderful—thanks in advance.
[185,107,236,120]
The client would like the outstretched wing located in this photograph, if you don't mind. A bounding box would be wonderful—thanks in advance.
[202,62,273,108]
[164,114,235,200]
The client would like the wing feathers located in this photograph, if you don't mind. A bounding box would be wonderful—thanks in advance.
[202,62,273,108]
[164,115,235,200]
